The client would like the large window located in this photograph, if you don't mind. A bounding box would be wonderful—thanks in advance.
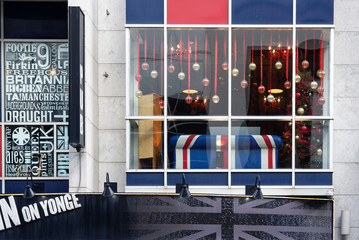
[0,1,69,193]
[126,0,334,194]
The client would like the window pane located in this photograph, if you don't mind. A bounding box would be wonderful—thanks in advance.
[167,29,228,116]
[168,121,228,169]
[4,2,68,39]
[5,125,55,177]
[296,29,330,116]
[232,29,293,116]
[129,28,164,116]
[232,120,291,169]
[5,42,69,123]
[130,120,163,169]
[295,120,329,169]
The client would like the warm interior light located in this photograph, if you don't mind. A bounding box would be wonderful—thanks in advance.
[268,89,283,94]
[183,89,198,94]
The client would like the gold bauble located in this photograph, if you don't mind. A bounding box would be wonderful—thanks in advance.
[295,134,300,140]
[267,94,275,103]
[288,121,292,126]
[135,89,143,98]
[297,107,304,115]
[193,62,200,71]
[249,62,256,71]
[310,80,318,90]
[232,68,239,77]
[295,74,301,83]
[178,72,186,80]
[275,61,283,70]
[317,69,325,78]
[151,70,158,79]
[212,95,220,104]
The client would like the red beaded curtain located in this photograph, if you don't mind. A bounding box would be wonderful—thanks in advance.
[167,0,228,24]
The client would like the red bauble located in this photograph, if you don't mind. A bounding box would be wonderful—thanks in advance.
[317,86,324,94]
[222,62,228,71]
[202,78,210,87]
[185,95,192,104]
[318,97,325,105]
[317,128,322,135]
[258,85,265,94]
[168,64,175,73]
[301,60,309,69]
[296,92,301,98]
[241,80,248,88]
[301,125,307,131]
[135,74,142,81]
[141,62,149,71]
[159,100,164,109]
[284,80,291,89]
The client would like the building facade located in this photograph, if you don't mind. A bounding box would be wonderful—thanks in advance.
[0,0,356,239]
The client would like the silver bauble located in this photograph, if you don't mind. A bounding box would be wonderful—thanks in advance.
[178,72,186,80]
[275,61,283,70]
[212,95,220,104]
[150,70,158,79]
[310,80,318,90]
[267,94,275,103]
[295,74,301,83]
[192,62,200,71]
[135,89,143,98]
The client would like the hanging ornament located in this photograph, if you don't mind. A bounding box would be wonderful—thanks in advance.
[193,62,200,71]
[203,31,209,86]
[136,32,142,82]
[318,97,325,105]
[258,85,265,94]
[295,74,301,83]
[202,77,209,87]
[302,59,309,69]
[186,32,192,105]
[159,100,164,109]
[317,69,325,78]
[168,65,175,73]
[302,32,309,69]
[241,33,247,86]
[168,32,175,73]
[249,32,256,71]
[193,33,200,71]
[316,148,323,156]
[151,70,158,79]
[135,74,142,81]
[151,32,158,79]
[142,32,149,71]
[284,80,291,89]
[275,61,282,70]
[297,107,304,115]
[317,86,324,94]
[310,80,318,89]
[267,94,274,103]
[135,89,143,98]
[241,79,248,88]
[212,95,220,104]
[185,95,192,104]
[222,33,228,70]
[275,32,282,70]
[178,32,185,80]
[249,62,256,71]
[232,32,239,77]
[212,32,219,104]
[232,68,239,77]
[178,72,185,80]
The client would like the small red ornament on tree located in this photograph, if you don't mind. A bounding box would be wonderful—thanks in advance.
[301,125,307,131]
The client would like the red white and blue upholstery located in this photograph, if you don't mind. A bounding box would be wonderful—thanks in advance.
[169,135,283,169]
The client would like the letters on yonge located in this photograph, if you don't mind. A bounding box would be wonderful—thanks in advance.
[5,42,69,123]
[5,125,69,177]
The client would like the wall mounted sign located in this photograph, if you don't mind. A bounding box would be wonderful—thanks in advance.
[69,7,85,151]
[4,42,69,123]
[0,194,333,239]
